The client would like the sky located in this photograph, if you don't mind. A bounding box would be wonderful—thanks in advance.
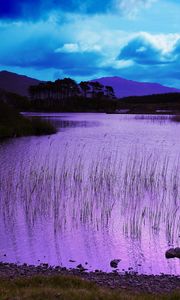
[0,0,179,88]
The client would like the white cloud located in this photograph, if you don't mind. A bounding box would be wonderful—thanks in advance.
[55,42,102,54]
[55,43,79,53]
[115,0,157,18]
[112,59,134,69]
[138,32,180,53]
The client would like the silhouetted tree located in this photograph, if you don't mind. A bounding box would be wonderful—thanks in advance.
[28,78,116,111]
[105,86,115,99]
[79,81,90,98]
[92,82,104,98]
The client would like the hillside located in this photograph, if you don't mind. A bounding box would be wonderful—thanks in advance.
[92,77,180,98]
[0,70,180,105]
[0,70,40,96]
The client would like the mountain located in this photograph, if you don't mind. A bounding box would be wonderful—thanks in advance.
[0,71,40,96]
[92,76,180,98]
[0,71,179,99]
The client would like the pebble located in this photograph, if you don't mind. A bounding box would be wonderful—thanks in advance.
[0,262,179,294]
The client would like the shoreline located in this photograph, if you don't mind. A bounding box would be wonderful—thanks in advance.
[0,262,179,294]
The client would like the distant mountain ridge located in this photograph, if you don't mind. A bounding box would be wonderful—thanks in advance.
[0,70,40,96]
[0,70,179,98]
[92,76,180,98]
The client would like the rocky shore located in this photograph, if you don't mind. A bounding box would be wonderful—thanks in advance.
[0,262,179,294]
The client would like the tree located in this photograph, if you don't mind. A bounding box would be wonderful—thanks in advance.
[28,78,116,105]
[92,82,104,98]
[105,86,115,99]
[28,85,37,100]
[62,78,80,98]
[79,81,90,98]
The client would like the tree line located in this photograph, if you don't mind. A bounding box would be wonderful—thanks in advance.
[29,78,116,102]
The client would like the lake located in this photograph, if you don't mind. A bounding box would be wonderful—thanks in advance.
[0,113,179,275]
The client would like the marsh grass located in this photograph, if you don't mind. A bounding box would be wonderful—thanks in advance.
[135,115,171,122]
[0,142,179,248]
[0,276,179,300]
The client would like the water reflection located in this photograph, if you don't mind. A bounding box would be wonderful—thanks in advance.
[0,113,179,274]
[43,118,100,130]
[23,112,100,130]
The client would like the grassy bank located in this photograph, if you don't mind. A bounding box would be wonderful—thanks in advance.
[0,275,179,300]
[0,102,57,138]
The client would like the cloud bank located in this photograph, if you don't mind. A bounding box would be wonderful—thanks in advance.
[0,0,179,87]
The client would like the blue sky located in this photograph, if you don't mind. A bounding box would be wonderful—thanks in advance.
[0,0,179,87]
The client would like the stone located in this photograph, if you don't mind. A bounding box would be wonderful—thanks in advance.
[110,259,121,268]
[76,264,83,269]
[165,248,176,258]
[174,247,180,258]
[69,259,76,263]
[76,264,86,272]
[165,247,180,259]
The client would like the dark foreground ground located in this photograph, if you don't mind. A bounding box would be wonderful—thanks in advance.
[0,263,179,299]
[0,101,57,139]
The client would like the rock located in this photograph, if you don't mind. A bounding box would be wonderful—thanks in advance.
[76,264,83,269]
[110,259,121,268]
[165,248,176,258]
[69,259,76,263]
[174,247,180,258]
[76,264,86,272]
[165,247,180,259]
[40,263,48,268]
[54,266,60,269]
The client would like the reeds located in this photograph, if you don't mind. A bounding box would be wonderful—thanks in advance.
[0,142,179,245]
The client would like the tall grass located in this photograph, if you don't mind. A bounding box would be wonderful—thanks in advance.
[0,142,179,247]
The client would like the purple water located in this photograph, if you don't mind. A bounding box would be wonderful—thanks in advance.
[0,113,179,275]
